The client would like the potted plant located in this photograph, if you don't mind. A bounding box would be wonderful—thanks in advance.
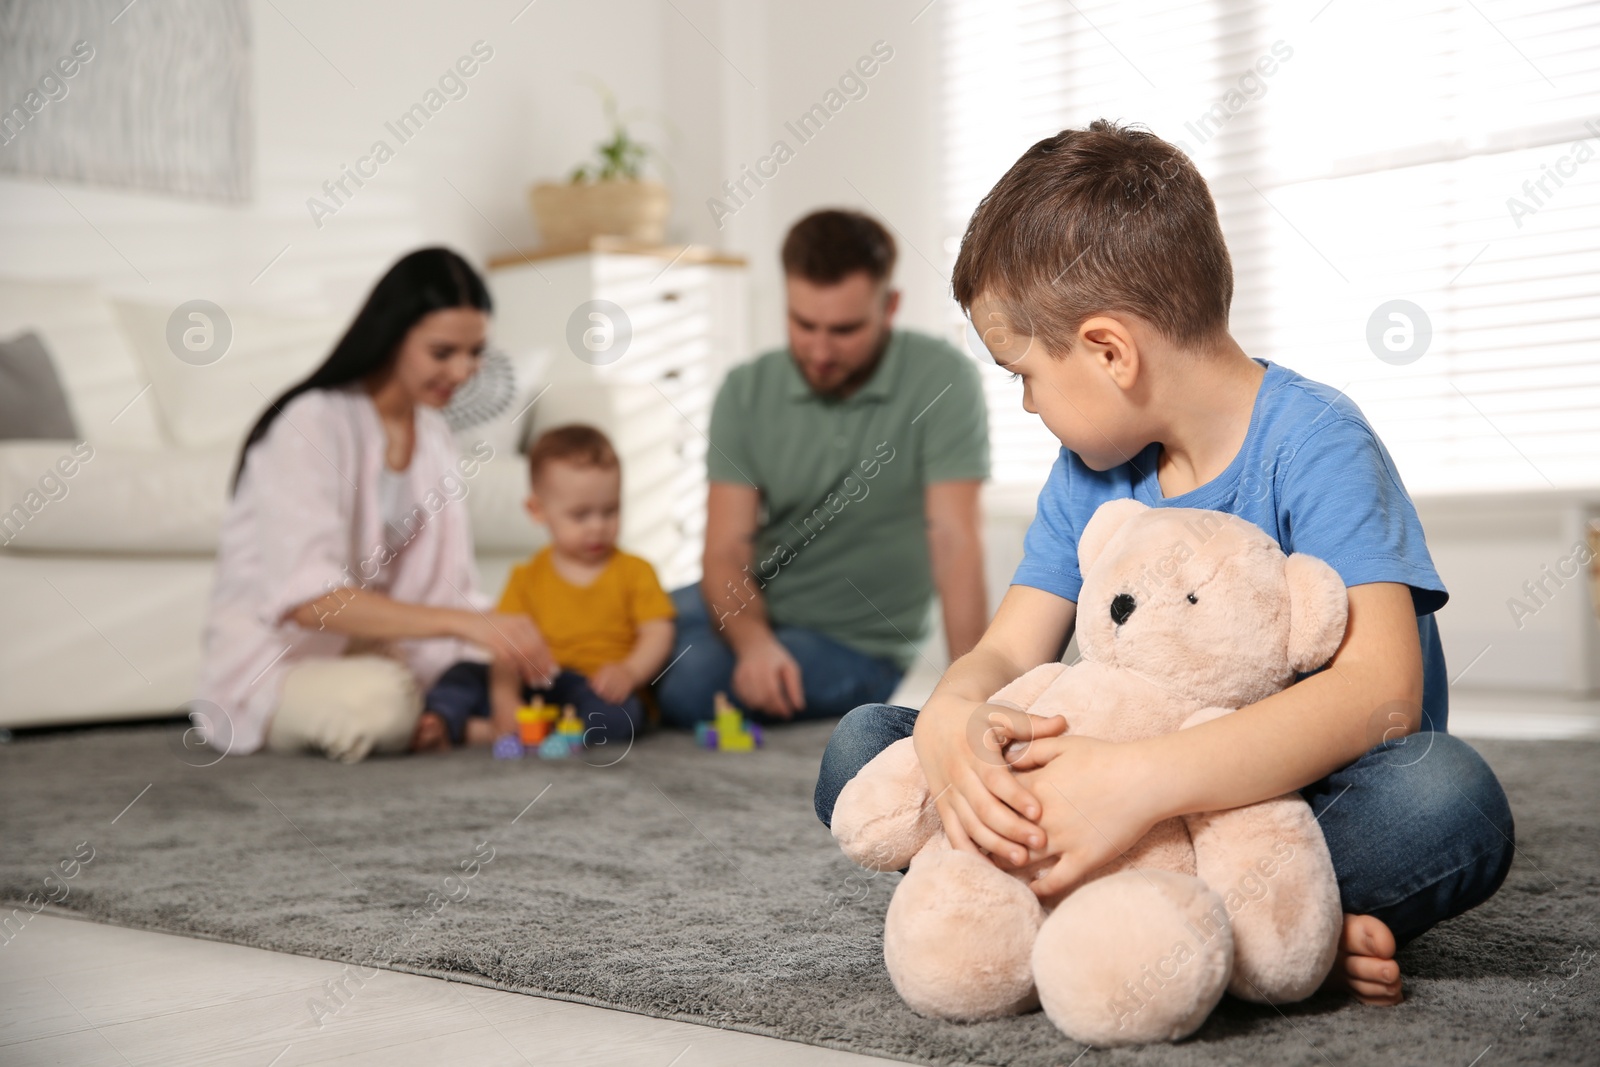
[529,83,671,248]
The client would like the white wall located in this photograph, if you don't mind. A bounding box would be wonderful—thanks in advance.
[0,0,667,319]
[0,0,953,349]
[1419,496,1600,697]
[660,0,951,351]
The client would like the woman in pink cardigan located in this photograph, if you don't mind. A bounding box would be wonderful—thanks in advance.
[195,248,553,762]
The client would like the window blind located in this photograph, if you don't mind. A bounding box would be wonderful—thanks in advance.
[941,0,1600,494]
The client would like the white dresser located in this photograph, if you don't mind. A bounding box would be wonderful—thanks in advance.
[487,240,748,590]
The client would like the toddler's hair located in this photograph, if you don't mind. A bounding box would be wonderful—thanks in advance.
[952,119,1232,353]
[782,208,896,285]
[526,424,619,486]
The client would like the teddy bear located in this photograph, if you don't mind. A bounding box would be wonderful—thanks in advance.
[830,500,1349,1046]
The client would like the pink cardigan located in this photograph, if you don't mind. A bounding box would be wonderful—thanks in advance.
[197,387,486,754]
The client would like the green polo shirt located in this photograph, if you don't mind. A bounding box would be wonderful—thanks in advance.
[706,329,990,668]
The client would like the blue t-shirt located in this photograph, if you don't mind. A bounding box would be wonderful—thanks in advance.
[1012,358,1450,732]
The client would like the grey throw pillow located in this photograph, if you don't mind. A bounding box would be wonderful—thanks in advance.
[0,331,79,440]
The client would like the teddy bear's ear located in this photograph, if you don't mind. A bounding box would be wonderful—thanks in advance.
[1078,498,1150,575]
[1285,553,1349,673]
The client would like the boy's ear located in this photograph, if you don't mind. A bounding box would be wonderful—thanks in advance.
[1078,315,1139,389]
[524,493,542,522]
[1078,498,1149,575]
[1284,553,1348,673]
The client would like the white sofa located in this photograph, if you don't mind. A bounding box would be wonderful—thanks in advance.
[0,269,1036,729]
[0,279,544,730]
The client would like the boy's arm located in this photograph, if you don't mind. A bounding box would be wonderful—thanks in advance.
[621,618,675,687]
[913,584,1077,867]
[591,619,674,705]
[1016,581,1422,896]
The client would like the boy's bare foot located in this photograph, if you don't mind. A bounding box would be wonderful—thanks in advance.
[463,718,495,747]
[1324,913,1404,1005]
[410,711,451,753]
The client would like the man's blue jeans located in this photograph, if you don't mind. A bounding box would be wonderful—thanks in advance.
[654,585,905,727]
[814,703,1515,948]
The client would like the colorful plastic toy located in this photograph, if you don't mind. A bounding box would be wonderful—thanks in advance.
[537,734,583,758]
[695,691,764,752]
[536,705,585,758]
[555,703,584,737]
[516,697,558,746]
[492,734,525,760]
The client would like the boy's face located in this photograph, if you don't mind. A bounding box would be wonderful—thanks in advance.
[526,460,621,564]
[968,293,1151,472]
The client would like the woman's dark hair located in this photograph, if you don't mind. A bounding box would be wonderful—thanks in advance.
[231,246,492,492]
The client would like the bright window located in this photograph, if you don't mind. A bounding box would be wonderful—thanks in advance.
[942,0,1600,493]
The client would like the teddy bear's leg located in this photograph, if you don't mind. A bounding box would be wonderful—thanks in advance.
[1183,796,1342,1003]
[883,846,1044,1020]
[831,737,941,871]
[1031,869,1233,1046]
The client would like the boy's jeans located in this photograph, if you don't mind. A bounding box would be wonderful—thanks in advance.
[424,661,642,749]
[814,703,1515,948]
[655,585,905,727]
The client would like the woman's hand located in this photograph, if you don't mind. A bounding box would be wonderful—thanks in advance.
[1009,735,1167,898]
[731,637,804,719]
[488,657,524,738]
[457,612,557,686]
[912,699,1067,868]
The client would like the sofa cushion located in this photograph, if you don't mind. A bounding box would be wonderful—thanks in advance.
[0,440,541,558]
[0,441,229,554]
[463,454,543,556]
[0,331,79,440]
[0,279,165,447]
[113,299,342,450]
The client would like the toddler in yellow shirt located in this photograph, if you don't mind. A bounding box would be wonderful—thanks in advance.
[421,425,676,750]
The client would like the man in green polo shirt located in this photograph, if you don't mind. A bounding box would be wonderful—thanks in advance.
[656,209,991,726]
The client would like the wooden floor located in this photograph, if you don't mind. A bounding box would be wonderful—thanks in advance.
[0,914,894,1066]
[4,692,1593,1066]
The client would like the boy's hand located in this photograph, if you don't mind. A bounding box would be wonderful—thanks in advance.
[1011,735,1166,898]
[732,637,804,719]
[913,699,1067,868]
[984,706,1071,754]
[589,663,637,705]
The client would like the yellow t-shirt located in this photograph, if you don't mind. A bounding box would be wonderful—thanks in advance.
[496,547,675,678]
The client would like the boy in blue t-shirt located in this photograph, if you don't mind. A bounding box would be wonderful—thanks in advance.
[815,120,1513,1006]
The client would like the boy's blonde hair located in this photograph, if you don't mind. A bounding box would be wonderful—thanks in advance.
[952,119,1233,353]
[525,424,618,486]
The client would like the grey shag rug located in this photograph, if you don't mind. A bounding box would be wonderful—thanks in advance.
[1,721,1596,1066]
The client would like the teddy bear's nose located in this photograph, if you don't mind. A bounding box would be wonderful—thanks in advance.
[1110,593,1136,626]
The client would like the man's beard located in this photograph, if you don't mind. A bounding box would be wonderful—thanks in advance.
[807,327,892,399]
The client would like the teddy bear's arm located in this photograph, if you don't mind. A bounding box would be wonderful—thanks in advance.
[988,661,1070,712]
[833,663,1078,873]
[831,738,941,871]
